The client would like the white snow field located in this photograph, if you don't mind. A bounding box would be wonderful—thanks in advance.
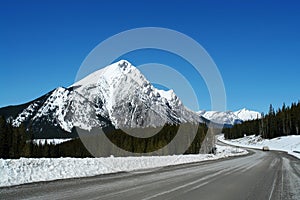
[0,145,247,187]
[218,134,300,159]
[33,138,73,145]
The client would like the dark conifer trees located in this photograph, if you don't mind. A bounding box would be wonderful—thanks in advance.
[0,115,210,158]
[224,101,300,140]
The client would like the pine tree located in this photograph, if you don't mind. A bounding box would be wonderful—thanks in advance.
[0,116,7,158]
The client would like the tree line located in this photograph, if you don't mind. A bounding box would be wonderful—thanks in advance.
[0,116,92,158]
[224,101,300,139]
[0,115,211,158]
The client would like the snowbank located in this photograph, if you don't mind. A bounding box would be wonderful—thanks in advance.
[0,145,247,187]
[218,134,300,159]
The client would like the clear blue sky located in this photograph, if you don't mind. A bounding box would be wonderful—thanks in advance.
[1,0,300,113]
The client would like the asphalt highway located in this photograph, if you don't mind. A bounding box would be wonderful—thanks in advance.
[1,148,299,200]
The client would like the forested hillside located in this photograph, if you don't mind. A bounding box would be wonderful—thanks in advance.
[0,115,209,158]
[224,102,300,139]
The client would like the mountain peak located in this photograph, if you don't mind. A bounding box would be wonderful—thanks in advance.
[116,59,132,70]
[72,60,141,87]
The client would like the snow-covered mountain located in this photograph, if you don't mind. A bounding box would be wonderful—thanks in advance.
[200,111,243,125]
[234,108,262,121]
[71,60,199,129]
[198,108,261,126]
[0,60,200,138]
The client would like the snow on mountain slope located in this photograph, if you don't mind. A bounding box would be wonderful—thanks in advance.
[71,60,199,129]
[12,87,105,132]
[8,60,200,135]
[12,101,43,127]
[234,108,261,121]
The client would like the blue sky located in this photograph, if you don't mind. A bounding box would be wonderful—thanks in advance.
[1,0,300,113]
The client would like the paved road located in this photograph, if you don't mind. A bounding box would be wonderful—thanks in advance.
[1,149,300,200]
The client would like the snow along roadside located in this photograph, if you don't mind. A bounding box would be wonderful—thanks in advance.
[217,134,300,159]
[0,145,247,187]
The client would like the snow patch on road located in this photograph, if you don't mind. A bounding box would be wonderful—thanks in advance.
[218,134,300,159]
[0,145,247,187]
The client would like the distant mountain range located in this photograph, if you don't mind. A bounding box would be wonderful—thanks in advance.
[199,109,261,126]
[0,60,261,138]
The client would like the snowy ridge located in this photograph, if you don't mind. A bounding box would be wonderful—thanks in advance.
[201,111,243,125]
[198,108,261,126]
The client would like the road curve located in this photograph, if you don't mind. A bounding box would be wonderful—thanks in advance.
[0,149,299,200]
